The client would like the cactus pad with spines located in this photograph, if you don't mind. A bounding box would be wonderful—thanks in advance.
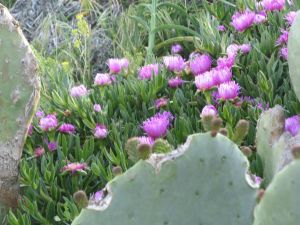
[0,3,40,222]
[72,133,257,225]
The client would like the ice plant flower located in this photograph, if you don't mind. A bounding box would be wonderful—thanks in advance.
[190,54,212,75]
[34,147,45,158]
[285,115,300,136]
[62,162,87,174]
[93,104,102,112]
[47,141,58,152]
[138,64,159,80]
[212,67,233,85]
[217,56,235,69]
[276,29,289,46]
[226,44,240,58]
[138,136,155,146]
[218,25,226,31]
[70,85,88,98]
[262,0,285,11]
[168,77,183,88]
[93,190,104,202]
[231,10,256,32]
[163,55,185,72]
[254,11,267,24]
[94,124,108,139]
[155,97,168,109]
[39,114,58,131]
[36,110,44,118]
[171,43,183,54]
[280,47,288,60]
[285,11,297,25]
[240,44,251,54]
[200,105,218,118]
[142,111,173,139]
[217,81,240,100]
[94,73,112,86]
[195,72,215,91]
[59,123,76,134]
[107,58,129,74]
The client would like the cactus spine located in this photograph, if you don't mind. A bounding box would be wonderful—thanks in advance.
[0,4,40,224]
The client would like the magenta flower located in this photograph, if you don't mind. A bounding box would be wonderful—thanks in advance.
[218,25,226,31]
[138,136,155,146]
[195,72,215,91]
[34,147,45,158]
[231,10,256,32]
[212,67,233,85]
[47,141,58,152]
[217,56,235,69]
[62,162,87,174]
[171,43,183,54]
[253,175,263,186]
[36,110,44,118]
[217,81,240,100]
[276,29,289,46]
[93,104,102,112]
[94,73,112,86]
[254,11,267,24]
[226,44,240,58]
[285,11,297,25]
[138,64,159,80]
[70,85,88,98]
[59,123,76,134]
[93,190,104,203]
[142,111,173,139]
[262,0,285,11]
[168,77,183,88]
[163,55,185,72]
[240,44,252,54]
[155,97,168,109]
[39,114,58,131]
[280,47,288,60]
[200,105,218,118]
[285,115,300,136]
[190,54,212,75]
[94,124,108,139]
[107,58,129,74]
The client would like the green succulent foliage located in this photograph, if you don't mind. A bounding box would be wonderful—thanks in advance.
[72,133,257,225]
[253,158,300,225]
[288,11,300,102]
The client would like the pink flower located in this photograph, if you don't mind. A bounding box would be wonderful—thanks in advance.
[39,114,58,131]
[285,115,300,136]
[276,29,289,46]
[262,0,285,11]
[254,11,267,24]
[34,147,45,158]
[217,81,240,100]
[163,55,185,72]
[195,72,215,91]
[217,56,235,69]
[142,111,173,139]
[59,123,76,134]
[36,111,44,118]
[62,162,87,174]
[138,136,155,146]
[226,44,240,58]
[93,104,102,112]
[231,10,256,32]
[212,67,232,85]
[70,85,88,98]
[47,141,58,152]
[94,73,112,86]
[155,97,168,109]
[280,47,288,60]
[200,105,218,118]
[171,44,183,54]
[138,64,159,80]
[285,11,297,25]
[168,77,183,88]
[93,190,104,202]
[94,124,108,139]
[190,54,212,75]
[107,58,129,74]
[218,25,226,31]
[253,175,263,186]
[240,44,251,54]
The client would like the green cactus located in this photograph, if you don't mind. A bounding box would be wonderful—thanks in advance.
[256,106,300,186]
[72,133,257,225]
[253,157,300,225]
[288,11,300,102]
[152,138,173,153]
[0,4,40,224]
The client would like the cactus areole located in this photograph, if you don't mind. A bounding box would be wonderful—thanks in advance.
[0,4,40,223]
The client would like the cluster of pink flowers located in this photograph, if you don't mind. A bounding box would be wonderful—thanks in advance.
[107,58,129,74]
[70,85,88,98]
[163,55,185,72]
[138,64,159,80]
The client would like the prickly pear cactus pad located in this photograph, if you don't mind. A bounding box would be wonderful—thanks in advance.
[72,133,257,225]
[253,159,300,225]
[288,11,300,101]
[0,2,40,216]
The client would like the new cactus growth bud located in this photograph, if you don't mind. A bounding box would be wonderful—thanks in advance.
[219,128,228,136]
[137,144,152,160]
[74,190,89,209]
[0,4,40,223]
[125,138,140,163]
[256,189,265,203]
[233,120,249,145]
[291,145,300,159]
[152,139,173,153]
[240,146,252,157]
[210,117,223,137]
[112,166,122,176]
